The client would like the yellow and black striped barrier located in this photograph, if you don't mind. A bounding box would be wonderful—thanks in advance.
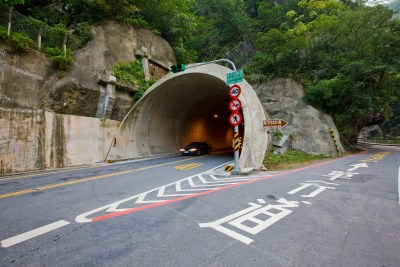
[233,132,241,151]
[106,159,114,163]
[330,128,340,155]
[224,165,234,172]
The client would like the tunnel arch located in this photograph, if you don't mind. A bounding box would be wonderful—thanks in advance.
[107,63,269,169]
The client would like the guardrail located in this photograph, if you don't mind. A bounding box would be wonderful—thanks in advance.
[358,138,400,145]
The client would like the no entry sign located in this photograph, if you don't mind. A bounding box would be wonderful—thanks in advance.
[229,99,242,112]
[228,85,241,99]
[229,112,243,127]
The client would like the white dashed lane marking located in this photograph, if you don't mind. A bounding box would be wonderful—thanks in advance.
[1,220,70,248]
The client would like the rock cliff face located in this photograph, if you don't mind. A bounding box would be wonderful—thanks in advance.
[0,49,54,109]
[0,22,177,174]
[0,21,176,121]
[45,21,176,121]
[254,78,345,155]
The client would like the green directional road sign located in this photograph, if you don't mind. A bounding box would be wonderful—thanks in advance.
[226,70,243,85]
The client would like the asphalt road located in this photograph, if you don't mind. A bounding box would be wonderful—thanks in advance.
[0,146,399,267]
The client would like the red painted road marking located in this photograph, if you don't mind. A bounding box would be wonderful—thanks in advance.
[90,154,360,222]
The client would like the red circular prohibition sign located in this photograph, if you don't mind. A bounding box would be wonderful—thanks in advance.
[229,99,242,112]
[229,112,243,127]
[228,84,241,99]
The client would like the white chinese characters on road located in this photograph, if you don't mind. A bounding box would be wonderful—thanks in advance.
[200,198,300,244]
[199,162,369,245]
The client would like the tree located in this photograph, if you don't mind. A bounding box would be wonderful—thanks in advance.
[381,98,400,137]
[304,6,400,147]
[188,0,252,60]
[251,1,400,148]
[1,0,25,35]
[135,0,198,62]
[55,0,143,26]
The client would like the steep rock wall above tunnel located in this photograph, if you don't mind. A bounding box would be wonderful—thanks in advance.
[46,21,176,121]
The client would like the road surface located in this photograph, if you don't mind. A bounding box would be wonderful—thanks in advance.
[0,146,399,266]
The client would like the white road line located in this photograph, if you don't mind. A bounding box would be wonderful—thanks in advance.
[1,220,70,248]
[398,165,400,205]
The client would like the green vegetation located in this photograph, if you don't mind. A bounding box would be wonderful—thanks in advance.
[0,0,399,148]
[9,31,34,51]
[110,61,156,100]
[264,149,334,170]
[0,25,34,52]
[273,130,284,141]
[43,47,74,71]
[381,98,400,137]
[14,0,198,62]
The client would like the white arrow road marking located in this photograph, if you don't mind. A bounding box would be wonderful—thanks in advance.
[75,161,264,223]
[157,185,192,197]
[1,220,70,248]
[188,176,236,188]
[347,163,368,172]
[175,180,213,192]
[209,175,260,182]
[197,175,243,185]
[136,193,165,204]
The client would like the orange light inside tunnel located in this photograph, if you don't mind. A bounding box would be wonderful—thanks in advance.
[183,117,233,150]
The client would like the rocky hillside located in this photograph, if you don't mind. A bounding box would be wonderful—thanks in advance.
[1,20,345,156]
[255,78,344,155]
[0,21,175,121]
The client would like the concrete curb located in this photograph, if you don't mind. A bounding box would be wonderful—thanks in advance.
[231,167,254,175]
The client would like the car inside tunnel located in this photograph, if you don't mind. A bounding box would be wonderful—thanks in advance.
[107,63,267,169]
[131,73,243,154]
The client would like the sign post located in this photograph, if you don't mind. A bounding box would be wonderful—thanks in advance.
[228,84,242,171]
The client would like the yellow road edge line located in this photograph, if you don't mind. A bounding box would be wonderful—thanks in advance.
[0,155,211,199]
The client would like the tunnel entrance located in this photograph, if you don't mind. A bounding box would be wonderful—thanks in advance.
[107,63,268,170]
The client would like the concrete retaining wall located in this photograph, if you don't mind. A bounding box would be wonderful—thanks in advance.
[0,108,119,174]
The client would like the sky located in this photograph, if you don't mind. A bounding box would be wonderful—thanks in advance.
[365,0,394,6]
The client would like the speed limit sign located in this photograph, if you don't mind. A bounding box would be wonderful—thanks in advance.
[229,112,243,127]
[228,85,241,99]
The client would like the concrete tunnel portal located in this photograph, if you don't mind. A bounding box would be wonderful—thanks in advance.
[107,63,269,170]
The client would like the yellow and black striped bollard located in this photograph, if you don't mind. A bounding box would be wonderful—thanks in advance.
[330,128,340,155]
[224,165,234,172]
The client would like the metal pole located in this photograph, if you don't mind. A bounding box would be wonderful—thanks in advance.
[185,59,237,72]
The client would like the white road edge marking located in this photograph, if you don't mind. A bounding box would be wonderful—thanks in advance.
[1,220,70,248]
[398,165,400,205]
